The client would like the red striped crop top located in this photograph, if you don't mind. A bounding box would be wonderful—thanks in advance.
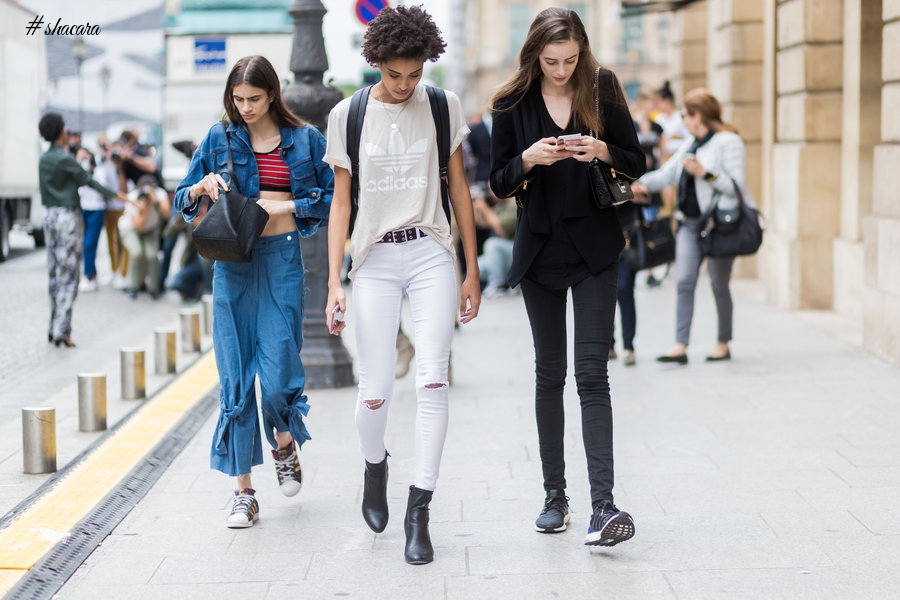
[255,145,291,192]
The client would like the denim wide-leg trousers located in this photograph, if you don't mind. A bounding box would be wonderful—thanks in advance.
[209,231,310,477]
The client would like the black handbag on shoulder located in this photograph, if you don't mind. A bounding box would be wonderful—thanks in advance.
[623,213,676,271]
[192,123,269,263]
[588,67,636,209]
[697,177,764,258]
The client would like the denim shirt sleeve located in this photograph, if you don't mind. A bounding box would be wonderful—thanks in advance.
[288,125,334,238]
[174,124,221,222]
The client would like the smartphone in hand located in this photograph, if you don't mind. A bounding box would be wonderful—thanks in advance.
[557,133,582,145]
[329,305,344,334]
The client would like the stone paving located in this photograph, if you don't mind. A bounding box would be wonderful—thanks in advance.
[42,269,900,600]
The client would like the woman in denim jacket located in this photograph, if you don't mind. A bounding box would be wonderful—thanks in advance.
[174,55,334,528]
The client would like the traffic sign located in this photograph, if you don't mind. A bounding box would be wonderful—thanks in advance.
[355,0,388,26]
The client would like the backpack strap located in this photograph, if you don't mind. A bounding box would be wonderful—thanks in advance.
[346,85,372,234]
[425,85,452,226]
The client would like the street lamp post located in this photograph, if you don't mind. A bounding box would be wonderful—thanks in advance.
[99,65,111,131]
[71,37,88,132]
[282,0,353,389]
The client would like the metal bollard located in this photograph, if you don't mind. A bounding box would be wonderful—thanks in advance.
[77,373,107,432]
[120,347,146,400]
[180,309,201,353]
[22,407,56,474]
[201,294,214,335]
[154,327,177,374]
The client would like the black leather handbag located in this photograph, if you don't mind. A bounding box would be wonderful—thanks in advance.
[697,177,764,258]
[589,158,635,209]
[192,123,269,263]
[623,214,676,271]
[588,67,636,209]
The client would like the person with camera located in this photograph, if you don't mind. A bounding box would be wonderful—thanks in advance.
[95,136,131,288]
[37,113,129,347]
[174,55,333,529]
[76,143,105,292]
[117,174,171,299]
[489,8,645,548]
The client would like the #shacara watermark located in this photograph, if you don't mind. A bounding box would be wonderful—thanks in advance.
[25,16,101,36]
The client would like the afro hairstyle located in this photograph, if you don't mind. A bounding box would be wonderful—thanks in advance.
[361,4,446,65]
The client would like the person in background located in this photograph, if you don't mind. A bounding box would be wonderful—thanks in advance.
[77,145,106,292]
[97,136,130,289]
[174,55,333,529]
[653,80,689,161]
[118,174,171,299]
[323,5,481,565]
[473,184,517,298]
[490,7,644,548]
[37,113,127,347]
[632,88,751,365]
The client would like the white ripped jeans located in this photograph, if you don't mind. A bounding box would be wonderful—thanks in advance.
[351,234,457,491]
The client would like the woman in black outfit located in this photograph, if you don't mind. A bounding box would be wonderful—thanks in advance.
[489,7,645,547]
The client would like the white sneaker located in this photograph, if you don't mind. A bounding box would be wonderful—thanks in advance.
[112,274,130,289]
[79,278,99,292]
[482,282,506,299]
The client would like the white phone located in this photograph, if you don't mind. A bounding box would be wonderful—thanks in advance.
[330,306,344,334]
[557,133,582,143]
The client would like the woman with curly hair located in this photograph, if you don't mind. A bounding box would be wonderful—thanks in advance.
[490,8,644,547]
[324,5,481,564]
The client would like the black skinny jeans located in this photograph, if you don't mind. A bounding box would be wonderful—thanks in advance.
[521,263,618,509]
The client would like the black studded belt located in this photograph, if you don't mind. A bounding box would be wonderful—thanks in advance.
[377,228,427,244]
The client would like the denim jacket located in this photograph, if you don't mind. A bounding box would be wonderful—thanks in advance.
[174,120,334,238]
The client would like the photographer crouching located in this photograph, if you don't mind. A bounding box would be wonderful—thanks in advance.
[118,174,171,299]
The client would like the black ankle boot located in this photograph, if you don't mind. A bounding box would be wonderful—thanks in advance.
[362,451,389,533]
[404,485,434,565]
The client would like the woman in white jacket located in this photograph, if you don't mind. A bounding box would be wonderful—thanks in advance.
[632,88,753,364]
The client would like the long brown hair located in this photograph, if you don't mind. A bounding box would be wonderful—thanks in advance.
[223,56,305,128]
[683,88,738,134]
[489,8,626,136]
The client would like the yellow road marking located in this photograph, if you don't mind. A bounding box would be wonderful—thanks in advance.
[0,352,218,592]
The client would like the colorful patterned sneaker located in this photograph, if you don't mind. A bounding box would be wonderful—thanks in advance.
[272,443,302,497]
[584,501,635,546]
[226,489,259,529]
[535,489,571,533]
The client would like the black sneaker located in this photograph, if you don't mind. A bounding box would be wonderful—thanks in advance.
[585,501,634,546]
[534,490,571,533]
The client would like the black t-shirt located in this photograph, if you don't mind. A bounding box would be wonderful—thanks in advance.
[527,90,592,290]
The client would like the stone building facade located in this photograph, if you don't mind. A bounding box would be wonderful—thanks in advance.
[461,0,900,365]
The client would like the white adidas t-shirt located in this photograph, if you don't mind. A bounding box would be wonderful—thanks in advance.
[324,84,469,278]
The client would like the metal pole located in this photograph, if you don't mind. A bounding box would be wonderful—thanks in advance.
[77,373,107,432]
[283,0,353,389]
[180,309,201,353]
[154,327,177,374]
[201,294,214,335]
[22,408,56,474]
[120,347,146,400]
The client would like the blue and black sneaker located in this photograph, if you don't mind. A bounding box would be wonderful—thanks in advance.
[584,501,634,546]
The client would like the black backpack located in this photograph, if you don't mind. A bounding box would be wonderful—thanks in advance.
[346,85,451,234]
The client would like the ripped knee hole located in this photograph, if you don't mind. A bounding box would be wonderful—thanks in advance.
[424,383,447,389]
[364,398,385,410]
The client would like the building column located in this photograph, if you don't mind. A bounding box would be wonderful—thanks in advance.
[863,3,900,362]
[707,0,764,277]
[764,0,844,309]
[834,0,882,321]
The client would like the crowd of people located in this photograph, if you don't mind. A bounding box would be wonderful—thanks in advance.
[36,4,755,568]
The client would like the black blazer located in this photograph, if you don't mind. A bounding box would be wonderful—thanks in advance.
[490,70,645,288]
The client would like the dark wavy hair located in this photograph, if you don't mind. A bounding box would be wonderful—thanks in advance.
[222,56,305,128]
[361,5,446,65]
[39,112,65,142]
